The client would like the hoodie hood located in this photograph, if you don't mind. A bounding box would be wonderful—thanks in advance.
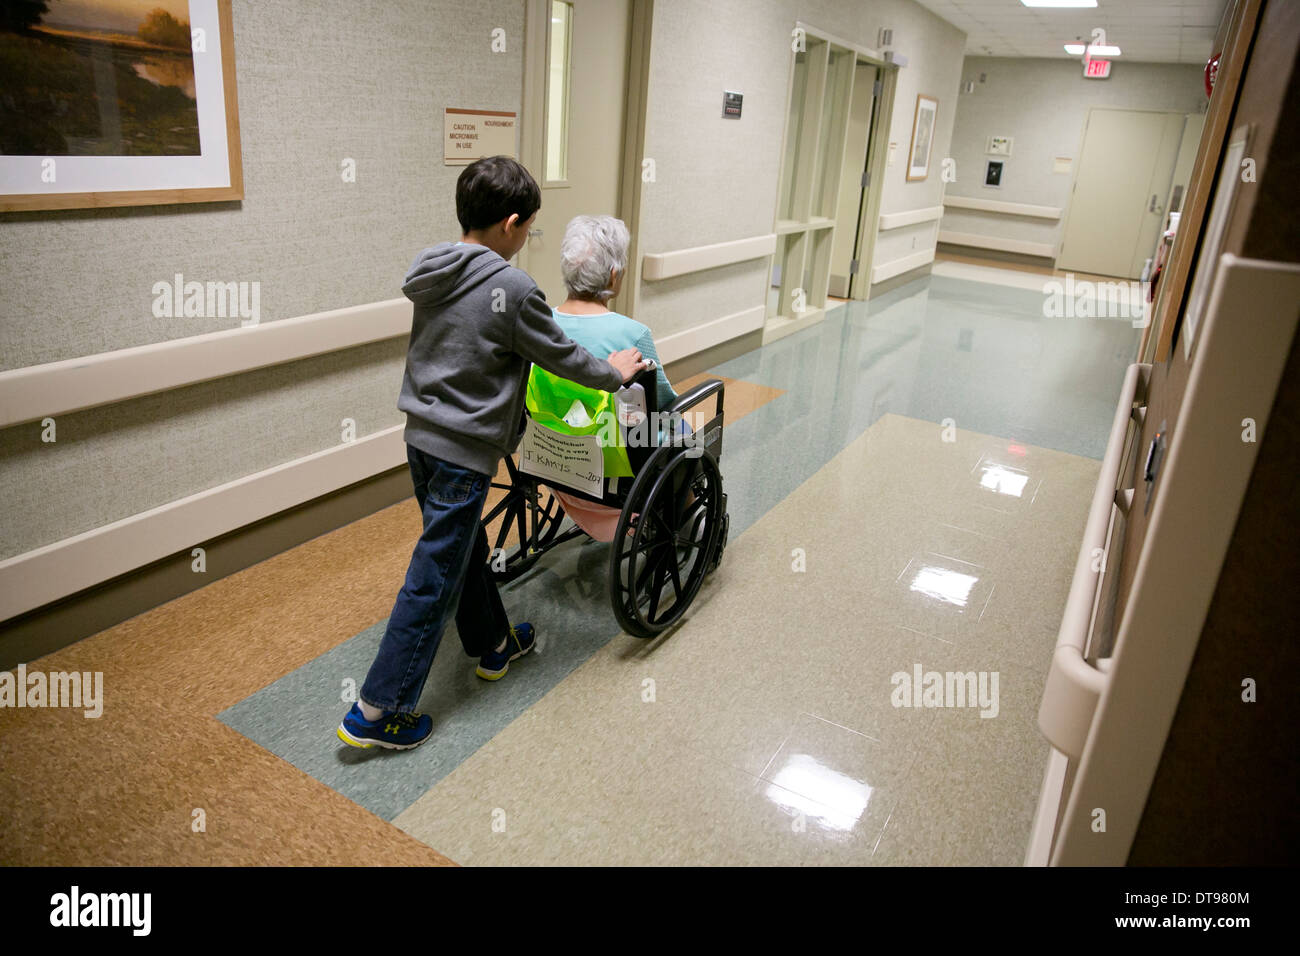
[402,241,512,306]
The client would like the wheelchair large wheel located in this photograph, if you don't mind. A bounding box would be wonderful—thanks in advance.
[609,446,724,638]
[482,459,568,583]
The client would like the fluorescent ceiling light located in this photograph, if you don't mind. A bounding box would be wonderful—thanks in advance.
[1023,1,1098,8]
[1065,43,1122,56]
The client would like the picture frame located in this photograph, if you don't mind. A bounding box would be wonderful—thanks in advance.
[0,0,243,212]
[906,93,938,182]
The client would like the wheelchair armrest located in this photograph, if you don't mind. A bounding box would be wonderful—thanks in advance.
[667,378,724,417]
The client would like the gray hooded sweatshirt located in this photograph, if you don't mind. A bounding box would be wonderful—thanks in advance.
[398,241,623,475]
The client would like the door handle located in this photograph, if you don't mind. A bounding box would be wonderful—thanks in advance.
[528,229,544,237]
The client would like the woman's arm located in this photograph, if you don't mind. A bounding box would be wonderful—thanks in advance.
[634,326,677,409]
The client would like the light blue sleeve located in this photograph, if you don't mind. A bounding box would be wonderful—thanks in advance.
[634,326,677,408]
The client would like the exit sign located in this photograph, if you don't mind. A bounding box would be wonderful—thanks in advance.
[1084,58,1112,78]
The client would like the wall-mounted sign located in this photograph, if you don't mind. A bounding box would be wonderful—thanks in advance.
[1084,58,1112,79]
[444,108,517,165]
[984,159,1004,188]
[987,136,1013,156]
[723,91,743,118]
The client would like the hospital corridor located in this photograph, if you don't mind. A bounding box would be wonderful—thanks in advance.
[0,0,1295,927]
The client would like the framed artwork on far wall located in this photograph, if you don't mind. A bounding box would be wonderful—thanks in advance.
[0,0,242,212]
[906,94,938,182]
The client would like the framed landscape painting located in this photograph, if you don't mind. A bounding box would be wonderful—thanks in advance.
[906,93,938,183]
[0,0,242,211]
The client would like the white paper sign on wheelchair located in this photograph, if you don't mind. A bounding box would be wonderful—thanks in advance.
[517,418,605,498]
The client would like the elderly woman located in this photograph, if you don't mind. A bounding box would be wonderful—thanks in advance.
[541,214,683,541]
[551,214,677,409]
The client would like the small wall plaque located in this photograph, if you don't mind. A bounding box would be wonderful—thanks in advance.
[723,91,743,118]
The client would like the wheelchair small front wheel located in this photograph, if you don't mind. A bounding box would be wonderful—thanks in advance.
[482,465,567,583]
[609,447,724,638]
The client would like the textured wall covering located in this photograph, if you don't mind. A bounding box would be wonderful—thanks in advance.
[941,57,1206,251]
[0,338,408,561]
[0,0,524,559]
[634,0,966,331]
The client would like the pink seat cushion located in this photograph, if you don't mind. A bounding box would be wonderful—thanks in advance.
[549,487,622,543]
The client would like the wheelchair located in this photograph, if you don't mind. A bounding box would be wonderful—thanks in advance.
[481,362,729,638]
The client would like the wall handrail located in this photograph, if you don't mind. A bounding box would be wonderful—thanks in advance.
[0,298,411,428]
[1038,362,1149,759]
[942,195,1062,219]
[641,234,776,281]
[877,205,944,230]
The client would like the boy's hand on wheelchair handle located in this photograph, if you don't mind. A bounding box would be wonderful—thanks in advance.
[608,348,648,383]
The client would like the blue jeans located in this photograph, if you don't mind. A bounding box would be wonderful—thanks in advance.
[360,446,510,713]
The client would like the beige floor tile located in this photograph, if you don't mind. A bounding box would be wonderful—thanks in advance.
[870,664,1049,866]
[572,739,908,866]
[397,412,1098,865]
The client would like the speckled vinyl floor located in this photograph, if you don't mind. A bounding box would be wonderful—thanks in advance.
[0,268,1137,865]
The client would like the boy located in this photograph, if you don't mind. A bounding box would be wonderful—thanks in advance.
[337,156,646,750]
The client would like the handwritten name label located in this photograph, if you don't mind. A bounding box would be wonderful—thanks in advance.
[517,419,604,498]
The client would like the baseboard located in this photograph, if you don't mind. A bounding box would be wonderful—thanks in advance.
[936,230,1057,259]
[869,262,934,296]
[870,247,936,284]
[0,426,407,622]
[936,242,1057,270]
[0,465,413,669]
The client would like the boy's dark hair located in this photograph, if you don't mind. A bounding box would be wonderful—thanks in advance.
[455,156,541,233]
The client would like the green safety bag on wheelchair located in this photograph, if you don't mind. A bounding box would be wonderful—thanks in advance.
[525,366,634,478]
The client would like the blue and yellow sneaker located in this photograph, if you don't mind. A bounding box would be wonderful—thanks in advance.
[336,703,433,750]
[476,623,537,681]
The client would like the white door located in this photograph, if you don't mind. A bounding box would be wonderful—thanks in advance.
[519,0,632,305]
[1058,109,1186,279]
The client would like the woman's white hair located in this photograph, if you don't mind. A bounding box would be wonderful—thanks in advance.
[560,215,630,302]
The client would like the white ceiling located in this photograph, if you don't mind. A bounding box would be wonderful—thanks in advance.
[910,0,1228,64]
